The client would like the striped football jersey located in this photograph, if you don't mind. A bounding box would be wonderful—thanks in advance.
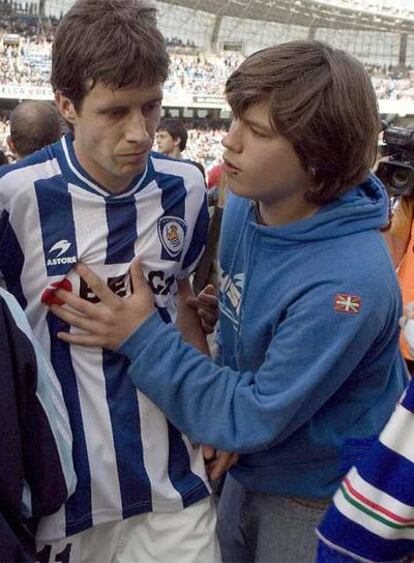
[0,133,211,540]
[317,379,414,562]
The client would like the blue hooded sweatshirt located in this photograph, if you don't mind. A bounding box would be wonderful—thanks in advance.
[119,174,406,498]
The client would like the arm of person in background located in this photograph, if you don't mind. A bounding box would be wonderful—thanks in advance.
[383,230,408,268]
[383,196,413,267]
[0,288,76,561]
[0,289,76,516]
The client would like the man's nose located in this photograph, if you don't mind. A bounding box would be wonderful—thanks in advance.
[125,111,151,144]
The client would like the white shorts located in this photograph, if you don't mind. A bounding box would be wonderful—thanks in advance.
[36,496,221,563]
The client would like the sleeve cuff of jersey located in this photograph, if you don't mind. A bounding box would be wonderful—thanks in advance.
[117,310,169,361]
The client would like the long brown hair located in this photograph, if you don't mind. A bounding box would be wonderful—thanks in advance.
[226,40,380,204]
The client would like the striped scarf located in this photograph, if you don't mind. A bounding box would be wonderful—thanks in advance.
[317,379,414,562]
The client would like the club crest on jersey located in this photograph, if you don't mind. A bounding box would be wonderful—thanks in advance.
[158,217,187,258]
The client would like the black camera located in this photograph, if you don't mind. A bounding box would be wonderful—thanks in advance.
[376,125,414,197]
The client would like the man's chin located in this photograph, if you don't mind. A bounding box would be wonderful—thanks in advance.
[119,159,148,177]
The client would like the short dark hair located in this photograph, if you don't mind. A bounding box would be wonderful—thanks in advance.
[51,0,170,110]
[10,101,62,157]
[158,119,188,151]
[225,40,380,204]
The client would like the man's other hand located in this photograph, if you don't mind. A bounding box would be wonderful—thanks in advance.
[203,445,238,481]
[187,284,218,335]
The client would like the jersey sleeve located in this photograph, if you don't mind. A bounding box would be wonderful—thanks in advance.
[178,191,209,279]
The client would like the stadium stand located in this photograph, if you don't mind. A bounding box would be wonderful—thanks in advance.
[1,0,414,170]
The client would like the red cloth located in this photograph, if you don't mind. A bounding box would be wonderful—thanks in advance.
[207,164,223,190]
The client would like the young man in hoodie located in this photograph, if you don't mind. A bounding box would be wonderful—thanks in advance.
[48,40,407,562]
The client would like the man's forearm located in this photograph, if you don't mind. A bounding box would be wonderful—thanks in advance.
[175,278,210,355]
[383,231,407,268]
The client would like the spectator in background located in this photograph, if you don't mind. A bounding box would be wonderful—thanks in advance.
[157,118,205,176]
[7,100,62,159]
[156,118,187,159]
[206,162,228,207]
[207,162,223,190]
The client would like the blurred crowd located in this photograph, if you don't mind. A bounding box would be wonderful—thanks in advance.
[1,20,414,100]
[2,17,414,172]
[165,53,244,96]
[185,126,227,170]
[367,63,414,100]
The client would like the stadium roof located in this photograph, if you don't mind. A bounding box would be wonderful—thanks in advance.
[159,0,414,33]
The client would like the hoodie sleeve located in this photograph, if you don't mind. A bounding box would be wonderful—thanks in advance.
[117,270,402,453]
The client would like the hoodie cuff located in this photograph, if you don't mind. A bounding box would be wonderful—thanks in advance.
[117,310,168,361]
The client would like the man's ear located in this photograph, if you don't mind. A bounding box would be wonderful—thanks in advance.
[55,91,77,125]
[173,136,181,148]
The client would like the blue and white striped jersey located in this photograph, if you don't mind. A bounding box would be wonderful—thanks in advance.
[0,133,211,541]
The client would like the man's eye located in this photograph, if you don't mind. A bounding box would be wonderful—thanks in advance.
[107,109,125,118]
[143,102,161,114]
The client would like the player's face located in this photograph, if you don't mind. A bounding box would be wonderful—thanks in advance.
[56,83,163,193]
[156,129,176,156]
[222,100,312,209]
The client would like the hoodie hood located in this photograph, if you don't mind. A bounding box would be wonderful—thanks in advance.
[251,173,388,244]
